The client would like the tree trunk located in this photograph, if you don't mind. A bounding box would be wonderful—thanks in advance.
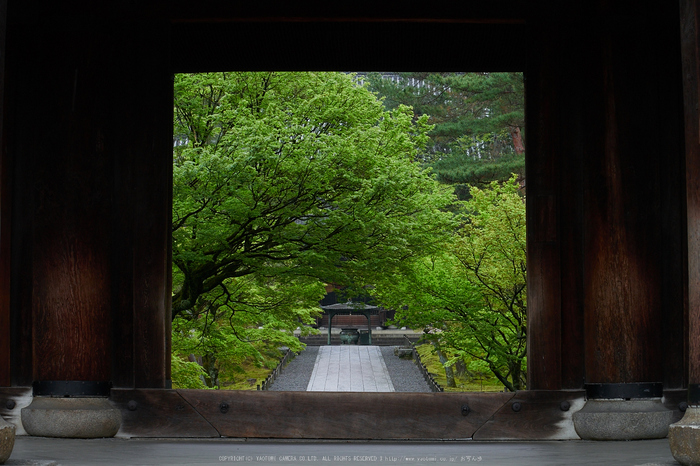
[201,353,220,389]
[510,361,523,391]
[509,126,525,154]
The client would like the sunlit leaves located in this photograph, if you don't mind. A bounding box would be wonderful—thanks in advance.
[374,176,526,391]
[171,72,456,385]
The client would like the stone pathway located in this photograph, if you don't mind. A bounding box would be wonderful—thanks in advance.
[306,345,395,392]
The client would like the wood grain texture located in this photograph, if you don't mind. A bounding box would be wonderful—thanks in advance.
[473,390,585,440]
[524,15,564,390]
[113,390,592,440]
[3,15,173,389]
[111,388,219,438]
[179,390,514,439]
[17,24,114,383]
[655,4,687,389]
[525,1,686,390]
[0,0,8,388]
[681,0,700,387]
[581,3,683,386]
[119,21,172,389]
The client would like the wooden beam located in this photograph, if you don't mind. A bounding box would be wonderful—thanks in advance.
[178,390,514,439]
[111,389,219,438]
[170,21,525,73]
[109,389,604,440]
[473,390,585,440]
[8,1,526,25]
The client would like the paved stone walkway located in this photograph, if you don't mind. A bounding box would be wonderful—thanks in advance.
[306,345,395,392]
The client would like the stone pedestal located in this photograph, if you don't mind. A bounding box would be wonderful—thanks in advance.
[21,397,121,438]
[669,406,700,465]
[573,399,673,440]
[0,416,14,464]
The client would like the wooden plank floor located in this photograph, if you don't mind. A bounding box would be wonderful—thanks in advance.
[306,346,394,392]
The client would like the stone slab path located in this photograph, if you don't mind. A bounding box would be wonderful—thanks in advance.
[306,345,395,392]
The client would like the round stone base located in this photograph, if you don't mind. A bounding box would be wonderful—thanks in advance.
[572,399,673,440]
[0,416,15,464]
[21,397,121,438]
[669,406,700,465]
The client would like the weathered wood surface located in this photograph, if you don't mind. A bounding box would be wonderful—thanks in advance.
[473,390,585,440]
[178,390,513,439]
[681,0,700,390]
[18,23,114,383]
[0,387,31,435]
[581,4,685,386]
[171,22,525,74]
[111,389,219,438]
[110,390,601,440]
[525,15,565,390]
[526,1,687,390]
[8,0,526,23]
[117,21,172,389]
[663,389,690,424]
[654,0,689,390]
[0,0,8,388]
[4,18,173,389]
[163,0,526,23]
[583,21,658,385]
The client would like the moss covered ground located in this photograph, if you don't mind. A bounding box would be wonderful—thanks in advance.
[415,344,504,392]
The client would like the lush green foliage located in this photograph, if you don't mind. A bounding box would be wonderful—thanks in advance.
[171,72,456,387]
[415,344,503,392]
[375,176,527,391]
[171,276,321,388]
[171,355,209,389]
[366,72,524,198]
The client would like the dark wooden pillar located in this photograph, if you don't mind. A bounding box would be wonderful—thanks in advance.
[8,21,115,387]
[109,21,173,389]
[5,10,172,390]
[681,0,700,404]
[527,1,686,391]
[0,0,8,387]
[582,3,685,388]
[526,7,588,390]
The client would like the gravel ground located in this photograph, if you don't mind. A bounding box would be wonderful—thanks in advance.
[267,346,319,391]
[268,345,430,392]
[380,346,432,392]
